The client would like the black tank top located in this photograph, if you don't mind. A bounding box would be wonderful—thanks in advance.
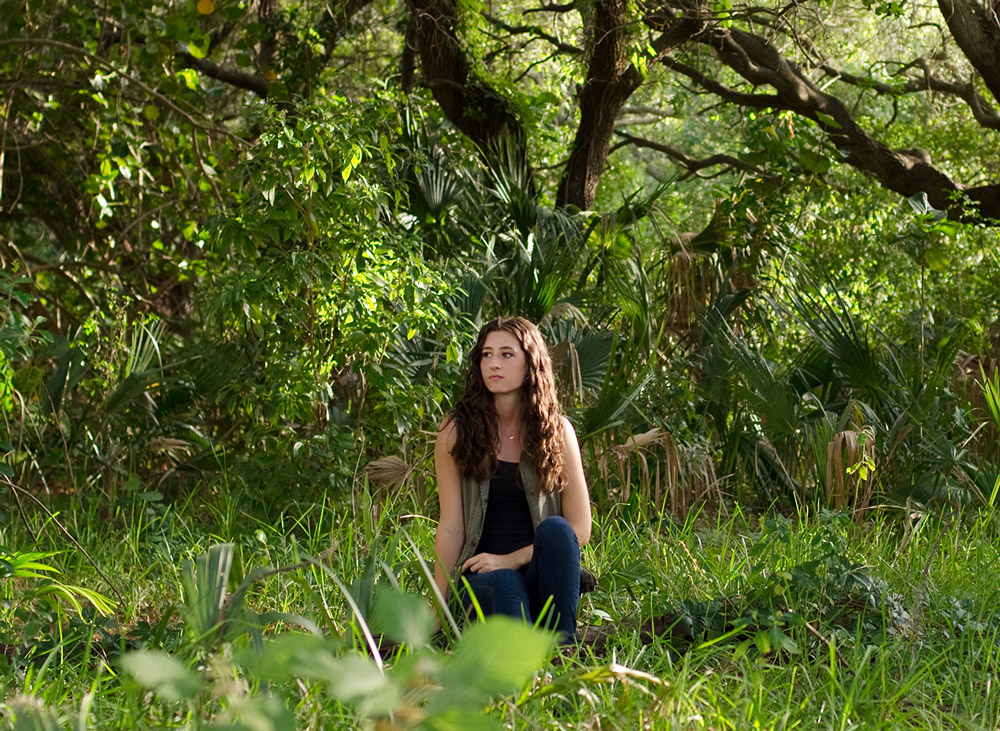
[473,460,535,556]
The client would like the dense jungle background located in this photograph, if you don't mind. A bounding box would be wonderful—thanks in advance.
[2,0,1000,727]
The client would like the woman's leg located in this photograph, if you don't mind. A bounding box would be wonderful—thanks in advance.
[459,568,531,621]
[523,516,581,644]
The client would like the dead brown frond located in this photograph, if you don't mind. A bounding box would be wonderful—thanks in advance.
[550,338,584,403]
[826,426,876,519]
[599,429,723,517]
[363,455,412,490]
[147,437,193,461]
[953,350,999,459]
[662,244,715,345]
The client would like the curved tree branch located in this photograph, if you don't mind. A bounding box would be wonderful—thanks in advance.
[612,130,783,185]
[820,61,1000,131]
[523,2,578,13]
[408,0,530,174]
[484,13,584,55]
[176,53,270,98]
[662,20,1000,220]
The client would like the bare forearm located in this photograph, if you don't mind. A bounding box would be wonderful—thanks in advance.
[433,528,464,597]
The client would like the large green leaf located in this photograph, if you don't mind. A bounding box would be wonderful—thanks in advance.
[432,616,555,712]
[118,649,204,703]
[372,583,435,648]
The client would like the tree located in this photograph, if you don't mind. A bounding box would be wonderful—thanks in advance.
[402,0,1000,221]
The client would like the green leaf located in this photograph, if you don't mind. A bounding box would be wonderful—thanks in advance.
[176,68,199,90]
[422,707,500,731]
[440,617,555,703]
[317,655,401,716]
[905,191,945,219]
[239,633,340,683]
[119,650,204,702]
[187,38,210,59]
[754,629,771,654]
[768,625,800,654]
[799,149,830,174]
[215,693,296,731]
[372,584,434,647]
[815,111,842,129]
[923,244,949,272]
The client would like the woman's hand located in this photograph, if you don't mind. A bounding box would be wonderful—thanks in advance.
[461,548,529,574]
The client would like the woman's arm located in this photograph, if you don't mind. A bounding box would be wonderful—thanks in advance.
[433,420,465,598]
[559,416,592,546]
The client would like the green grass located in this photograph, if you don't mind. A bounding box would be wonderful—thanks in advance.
[3,486,1000,730]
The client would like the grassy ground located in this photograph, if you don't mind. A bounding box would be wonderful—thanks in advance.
[2,485,1000,729]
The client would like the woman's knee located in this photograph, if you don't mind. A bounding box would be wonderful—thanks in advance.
[535,516,578,546]
[463,569,529,617]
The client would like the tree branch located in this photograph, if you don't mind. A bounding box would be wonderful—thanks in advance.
[658,20,1000,221]
[661,56,780,108]
[556,3,704,208]
[483,13,584,55]
[0,38,246,146]
[409,0,530,174]
[523,2,578,13]
[820,61,1000,131]
[176,53,270,98]
[612,130,783,185]
[317,0,378,66]
[936,0,1000,103]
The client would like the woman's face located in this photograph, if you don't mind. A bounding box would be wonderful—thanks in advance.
[479,330,528,396]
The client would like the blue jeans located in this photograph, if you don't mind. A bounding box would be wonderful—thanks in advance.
[460,516,581,643]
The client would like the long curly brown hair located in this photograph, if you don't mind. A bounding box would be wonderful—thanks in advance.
[450,316,566,494]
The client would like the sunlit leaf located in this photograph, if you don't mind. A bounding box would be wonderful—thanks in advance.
[440,617,555,702]
[372,584,434,648]
[119,650,204,702]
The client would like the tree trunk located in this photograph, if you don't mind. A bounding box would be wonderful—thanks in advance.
[408,0,530,174]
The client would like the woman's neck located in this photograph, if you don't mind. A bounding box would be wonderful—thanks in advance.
[494,393,522,430]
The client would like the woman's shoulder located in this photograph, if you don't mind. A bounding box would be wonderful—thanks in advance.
[436,416,458,450]
[558,414,578,435]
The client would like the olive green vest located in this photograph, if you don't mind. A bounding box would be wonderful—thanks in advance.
[454,453,562,575]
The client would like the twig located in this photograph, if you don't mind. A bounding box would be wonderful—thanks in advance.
[801,617,849,668]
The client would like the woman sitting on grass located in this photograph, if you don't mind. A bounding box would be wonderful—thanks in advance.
[433,316,592,644]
